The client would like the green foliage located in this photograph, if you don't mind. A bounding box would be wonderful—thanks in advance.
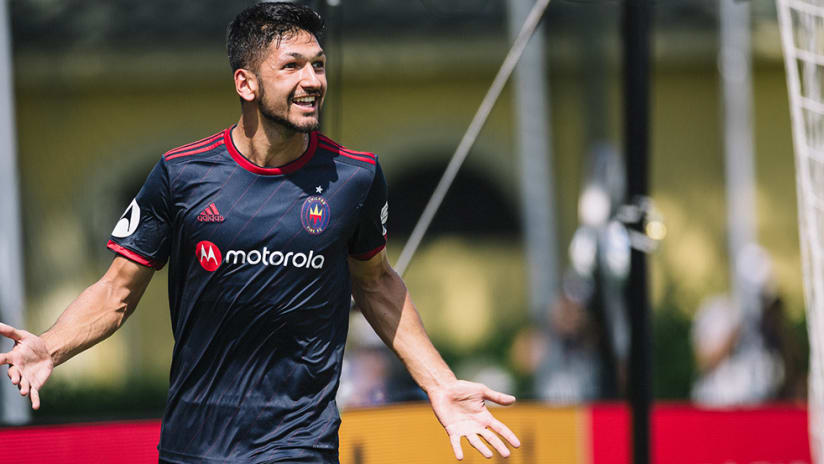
[32,376,168,423]
[790,313,809,369]
[652,299,695,400]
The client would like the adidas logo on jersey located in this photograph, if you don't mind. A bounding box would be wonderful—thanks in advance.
[197,203,225,222]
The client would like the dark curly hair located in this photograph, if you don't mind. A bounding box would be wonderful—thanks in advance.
[226,2,326,72]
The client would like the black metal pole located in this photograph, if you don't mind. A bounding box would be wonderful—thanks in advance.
[623,1,652,464]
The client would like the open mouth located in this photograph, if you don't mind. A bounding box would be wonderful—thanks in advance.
[291,95,318,109]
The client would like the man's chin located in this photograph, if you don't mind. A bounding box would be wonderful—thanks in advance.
[292,113,321,133]
[261,111,319,134]
[293,120,320,133]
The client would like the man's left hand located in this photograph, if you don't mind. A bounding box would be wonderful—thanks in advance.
[428,380,521,460]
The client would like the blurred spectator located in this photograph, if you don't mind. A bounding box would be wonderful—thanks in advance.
[510,327,547,378]
[339,346,392,408]
[530,287,604,404]
[338,312,392,409]
[691,277,802,405]
[338,311,425,409]
[691,295,769,405]
[760,290,806,400]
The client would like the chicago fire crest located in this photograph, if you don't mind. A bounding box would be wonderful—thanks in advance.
[300,196,330,235]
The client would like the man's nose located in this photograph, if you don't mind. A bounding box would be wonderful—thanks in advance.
[299,64,321,88]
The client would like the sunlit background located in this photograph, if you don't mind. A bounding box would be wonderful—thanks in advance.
[1,0,808,438]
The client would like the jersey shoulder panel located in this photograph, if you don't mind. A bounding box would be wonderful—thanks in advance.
[315,133,378,172]
[162,128,229,164]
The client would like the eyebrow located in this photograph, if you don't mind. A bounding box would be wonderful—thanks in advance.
[285,51,326,59]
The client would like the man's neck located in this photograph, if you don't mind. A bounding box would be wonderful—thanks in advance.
[232,116,309,169]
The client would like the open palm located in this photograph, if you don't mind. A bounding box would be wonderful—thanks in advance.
[0,323,53,409]
[429,380,520,460]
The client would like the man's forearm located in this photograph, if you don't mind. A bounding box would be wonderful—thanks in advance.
[349,254,520,460]
[42,258,151,366]
[352,266,456,394]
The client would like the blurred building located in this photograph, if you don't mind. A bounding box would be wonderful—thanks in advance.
[6,0,807,411]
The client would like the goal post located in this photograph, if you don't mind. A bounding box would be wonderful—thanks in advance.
[777,1,824,461]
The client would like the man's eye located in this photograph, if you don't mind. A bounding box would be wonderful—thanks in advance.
[283,63,297,69]
[313,61,325,70]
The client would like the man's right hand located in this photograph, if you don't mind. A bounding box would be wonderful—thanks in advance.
[0,323,53,410]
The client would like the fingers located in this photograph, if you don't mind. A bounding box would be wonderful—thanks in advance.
[0,352,11,366]
[30,387,40,410]
[7,365,41,409]
[490,418,521,448]
[19,376,30,396]
[480,429,510,458]
[482,385,516,406]
[467,434,493,459]
[0,323,24,342]
[449,434,464,461]
[8,365,21,386]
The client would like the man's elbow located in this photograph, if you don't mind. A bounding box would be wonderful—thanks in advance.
[95,277,138,328]
[353,265,402,294]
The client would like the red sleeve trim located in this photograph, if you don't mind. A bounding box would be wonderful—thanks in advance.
[107,240,164,270]
[349,243,386,261]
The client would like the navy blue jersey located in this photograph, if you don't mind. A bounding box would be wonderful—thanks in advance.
[107,127,387,463]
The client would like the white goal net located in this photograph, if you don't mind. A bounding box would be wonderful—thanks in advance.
[777,0,824,461]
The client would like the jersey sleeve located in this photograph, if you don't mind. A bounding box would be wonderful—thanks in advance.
[348,161,388,260]
[106,159,172,269]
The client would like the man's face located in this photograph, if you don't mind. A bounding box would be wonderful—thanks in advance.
[255,30,326,133]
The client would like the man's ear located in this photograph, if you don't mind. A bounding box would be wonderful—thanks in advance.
[234,68,258,103]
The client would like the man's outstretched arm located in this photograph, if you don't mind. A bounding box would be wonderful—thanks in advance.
[348,250,521,460]
[0,256,154,409]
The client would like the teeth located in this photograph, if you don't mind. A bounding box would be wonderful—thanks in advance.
[294,96,316,104]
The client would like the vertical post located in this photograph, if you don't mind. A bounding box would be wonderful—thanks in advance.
[623,0,651,463]
[579,6,629,399]
[315,0,344,138]
[720,0,759,323]
[0,0,30,424]
[326,0,343,140]
[506,0,559,323]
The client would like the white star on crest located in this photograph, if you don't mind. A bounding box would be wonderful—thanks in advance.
[315,186,323,193]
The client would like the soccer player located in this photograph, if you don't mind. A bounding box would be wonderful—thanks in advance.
[0,3,520,463]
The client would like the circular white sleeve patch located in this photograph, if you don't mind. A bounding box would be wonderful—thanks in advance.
[112,198,141,238]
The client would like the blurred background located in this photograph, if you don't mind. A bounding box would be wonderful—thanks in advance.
[0,0,809,424]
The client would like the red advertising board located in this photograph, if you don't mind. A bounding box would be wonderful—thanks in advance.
[0,420,160,463]
[591,403,812,464]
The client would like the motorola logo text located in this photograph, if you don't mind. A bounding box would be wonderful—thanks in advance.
[196,241,325,272]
